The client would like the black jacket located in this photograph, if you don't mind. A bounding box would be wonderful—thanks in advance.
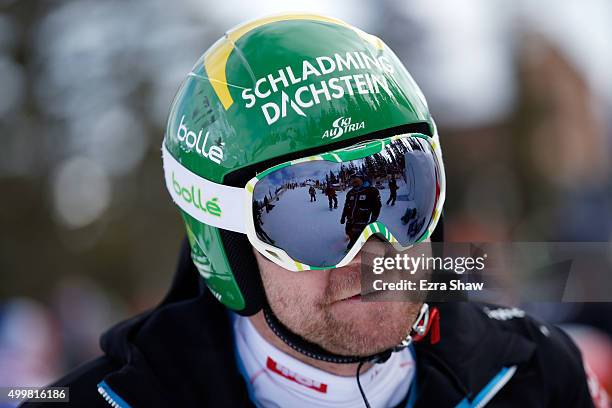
[341,186,382,225]
[23,241,596,408]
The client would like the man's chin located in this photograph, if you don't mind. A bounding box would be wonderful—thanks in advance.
[328,296,411,322]
[315,301,414,356]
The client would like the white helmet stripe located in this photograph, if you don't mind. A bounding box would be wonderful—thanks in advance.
[162,143,247,233]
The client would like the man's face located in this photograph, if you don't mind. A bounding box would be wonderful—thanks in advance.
[254,239,425,356]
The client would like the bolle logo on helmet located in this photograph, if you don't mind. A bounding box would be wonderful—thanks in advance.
[172,172,222,217]
[177,115,224,164]
[322,116,365,140]
[241,51,395,126]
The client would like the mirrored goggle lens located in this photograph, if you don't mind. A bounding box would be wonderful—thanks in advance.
[251,136,442,267]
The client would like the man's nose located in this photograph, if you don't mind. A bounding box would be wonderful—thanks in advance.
[355,234,388,263]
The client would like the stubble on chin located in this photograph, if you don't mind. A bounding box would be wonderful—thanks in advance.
[262,266,420,356]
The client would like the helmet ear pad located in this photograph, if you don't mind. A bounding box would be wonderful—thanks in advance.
[218,228,267,316]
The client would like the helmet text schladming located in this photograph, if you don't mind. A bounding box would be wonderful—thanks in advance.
[241,51,395,125]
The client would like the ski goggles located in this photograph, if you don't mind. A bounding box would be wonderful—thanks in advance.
[162,132,445,271]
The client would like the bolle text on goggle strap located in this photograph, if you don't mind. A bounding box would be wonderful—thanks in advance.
[162,143,247,233]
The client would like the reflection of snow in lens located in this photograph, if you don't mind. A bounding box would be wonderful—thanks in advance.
[52,157,111,228]
[0,57,25,117]
[253,139,440,265]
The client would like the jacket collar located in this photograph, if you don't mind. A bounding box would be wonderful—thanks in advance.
[98,240,253,407]
[412,302,536,407]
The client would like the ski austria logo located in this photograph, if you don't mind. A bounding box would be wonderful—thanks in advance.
[322,116,365,140]
[241,51,395,125]
[176,115,224,164]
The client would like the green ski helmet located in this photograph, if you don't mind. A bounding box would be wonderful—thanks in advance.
[163,13,441,316]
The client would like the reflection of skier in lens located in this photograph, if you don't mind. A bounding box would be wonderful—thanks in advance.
[325,184,338,211]
[386,177,398,206]
[252,201,274,244]
[340,173,381,249]
[308,186,316,202]
[263,195,270,213]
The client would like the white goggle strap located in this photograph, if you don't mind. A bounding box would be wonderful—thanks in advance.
[162,143,247,234]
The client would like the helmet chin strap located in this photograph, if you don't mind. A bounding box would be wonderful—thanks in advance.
[263,302,431,365]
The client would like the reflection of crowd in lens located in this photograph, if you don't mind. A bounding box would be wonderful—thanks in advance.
[263,196,270,213]
[325,184,338,210]
[254,138,434,248]
[252,200,274,244]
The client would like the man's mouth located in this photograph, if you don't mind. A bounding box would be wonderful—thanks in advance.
[334,294,361,303]
[342,294,361,301]
[337,288,388,303]
[333,291,362,303]
[333,285,387,303]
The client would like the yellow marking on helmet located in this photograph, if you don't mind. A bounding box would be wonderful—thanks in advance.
[185,222,196,245]
[292,156,319,165]
[363,228,372,240]
[204,13,384,110]
[246,183,254,193]
[294,261,304,271]
[204,47,234,109]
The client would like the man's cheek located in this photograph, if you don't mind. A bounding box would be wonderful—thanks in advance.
[277,269,329,298]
